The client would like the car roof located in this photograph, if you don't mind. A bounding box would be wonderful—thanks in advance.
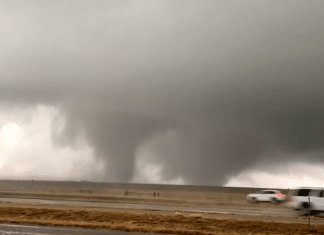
[291,187,324,190]
[261,189,280,191]
[257,189,281,192]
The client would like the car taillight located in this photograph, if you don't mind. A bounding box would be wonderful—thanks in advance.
[276,194,285,198]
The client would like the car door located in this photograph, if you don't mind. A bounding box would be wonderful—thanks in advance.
[262,191,271,201]
[268,191,277,201]
[309,190,321,211]
[318,190,324,211]
[254,191,265,201]
[269,191,276,201]
[261,191,269,202]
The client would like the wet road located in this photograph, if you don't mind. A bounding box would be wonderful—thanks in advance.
[0,223,171,235]
[0,197,295,217]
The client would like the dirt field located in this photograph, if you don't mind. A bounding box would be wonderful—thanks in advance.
[0,204,323,235]
[0,183,320,234]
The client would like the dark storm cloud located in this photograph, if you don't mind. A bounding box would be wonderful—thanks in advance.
[1,0,324,184]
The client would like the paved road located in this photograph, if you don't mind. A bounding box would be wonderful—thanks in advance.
[0,197,295,217]
[0,223,172,235]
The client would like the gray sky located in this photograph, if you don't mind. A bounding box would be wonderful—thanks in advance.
[1,0,324,186]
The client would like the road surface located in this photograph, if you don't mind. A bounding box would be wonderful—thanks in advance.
[0,197,295,217]
[0,223,172,235]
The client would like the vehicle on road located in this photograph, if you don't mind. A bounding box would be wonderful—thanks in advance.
[288,187,324,216]
[246,189,285,204]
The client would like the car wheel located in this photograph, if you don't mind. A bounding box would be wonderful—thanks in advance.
[252,198,258,204]
[272,198,279,205]
[298,203,312,217]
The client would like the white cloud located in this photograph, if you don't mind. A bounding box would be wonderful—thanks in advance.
[0,105,99,181]
[130,145,186,185]
[225,162,324,189]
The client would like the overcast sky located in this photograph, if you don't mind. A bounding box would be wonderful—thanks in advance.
[1,0,324,188]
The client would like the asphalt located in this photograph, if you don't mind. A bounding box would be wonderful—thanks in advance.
[0,197,295,217]
[0,223,173,235]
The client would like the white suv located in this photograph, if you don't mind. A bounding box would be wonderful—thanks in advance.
[288,187,324,216]
[246,190,285,204]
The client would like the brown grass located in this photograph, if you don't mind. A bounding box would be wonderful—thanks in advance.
[0,206,321,235]
[0,184,302,234]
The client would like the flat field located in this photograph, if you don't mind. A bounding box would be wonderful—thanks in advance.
[0,181,320,234]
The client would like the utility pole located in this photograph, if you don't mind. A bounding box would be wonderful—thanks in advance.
[308,196,311,231]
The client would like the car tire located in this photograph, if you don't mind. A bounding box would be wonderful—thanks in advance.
[272,198,279,205]
[298,203,312,217]
[252,198,258,204]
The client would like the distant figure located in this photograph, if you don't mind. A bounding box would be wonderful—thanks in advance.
[125,190,128,196]
[154,192,156,197]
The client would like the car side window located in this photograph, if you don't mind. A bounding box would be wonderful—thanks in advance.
[297,189,311,197]
[310,190,321,197]
[320,191,324,197]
